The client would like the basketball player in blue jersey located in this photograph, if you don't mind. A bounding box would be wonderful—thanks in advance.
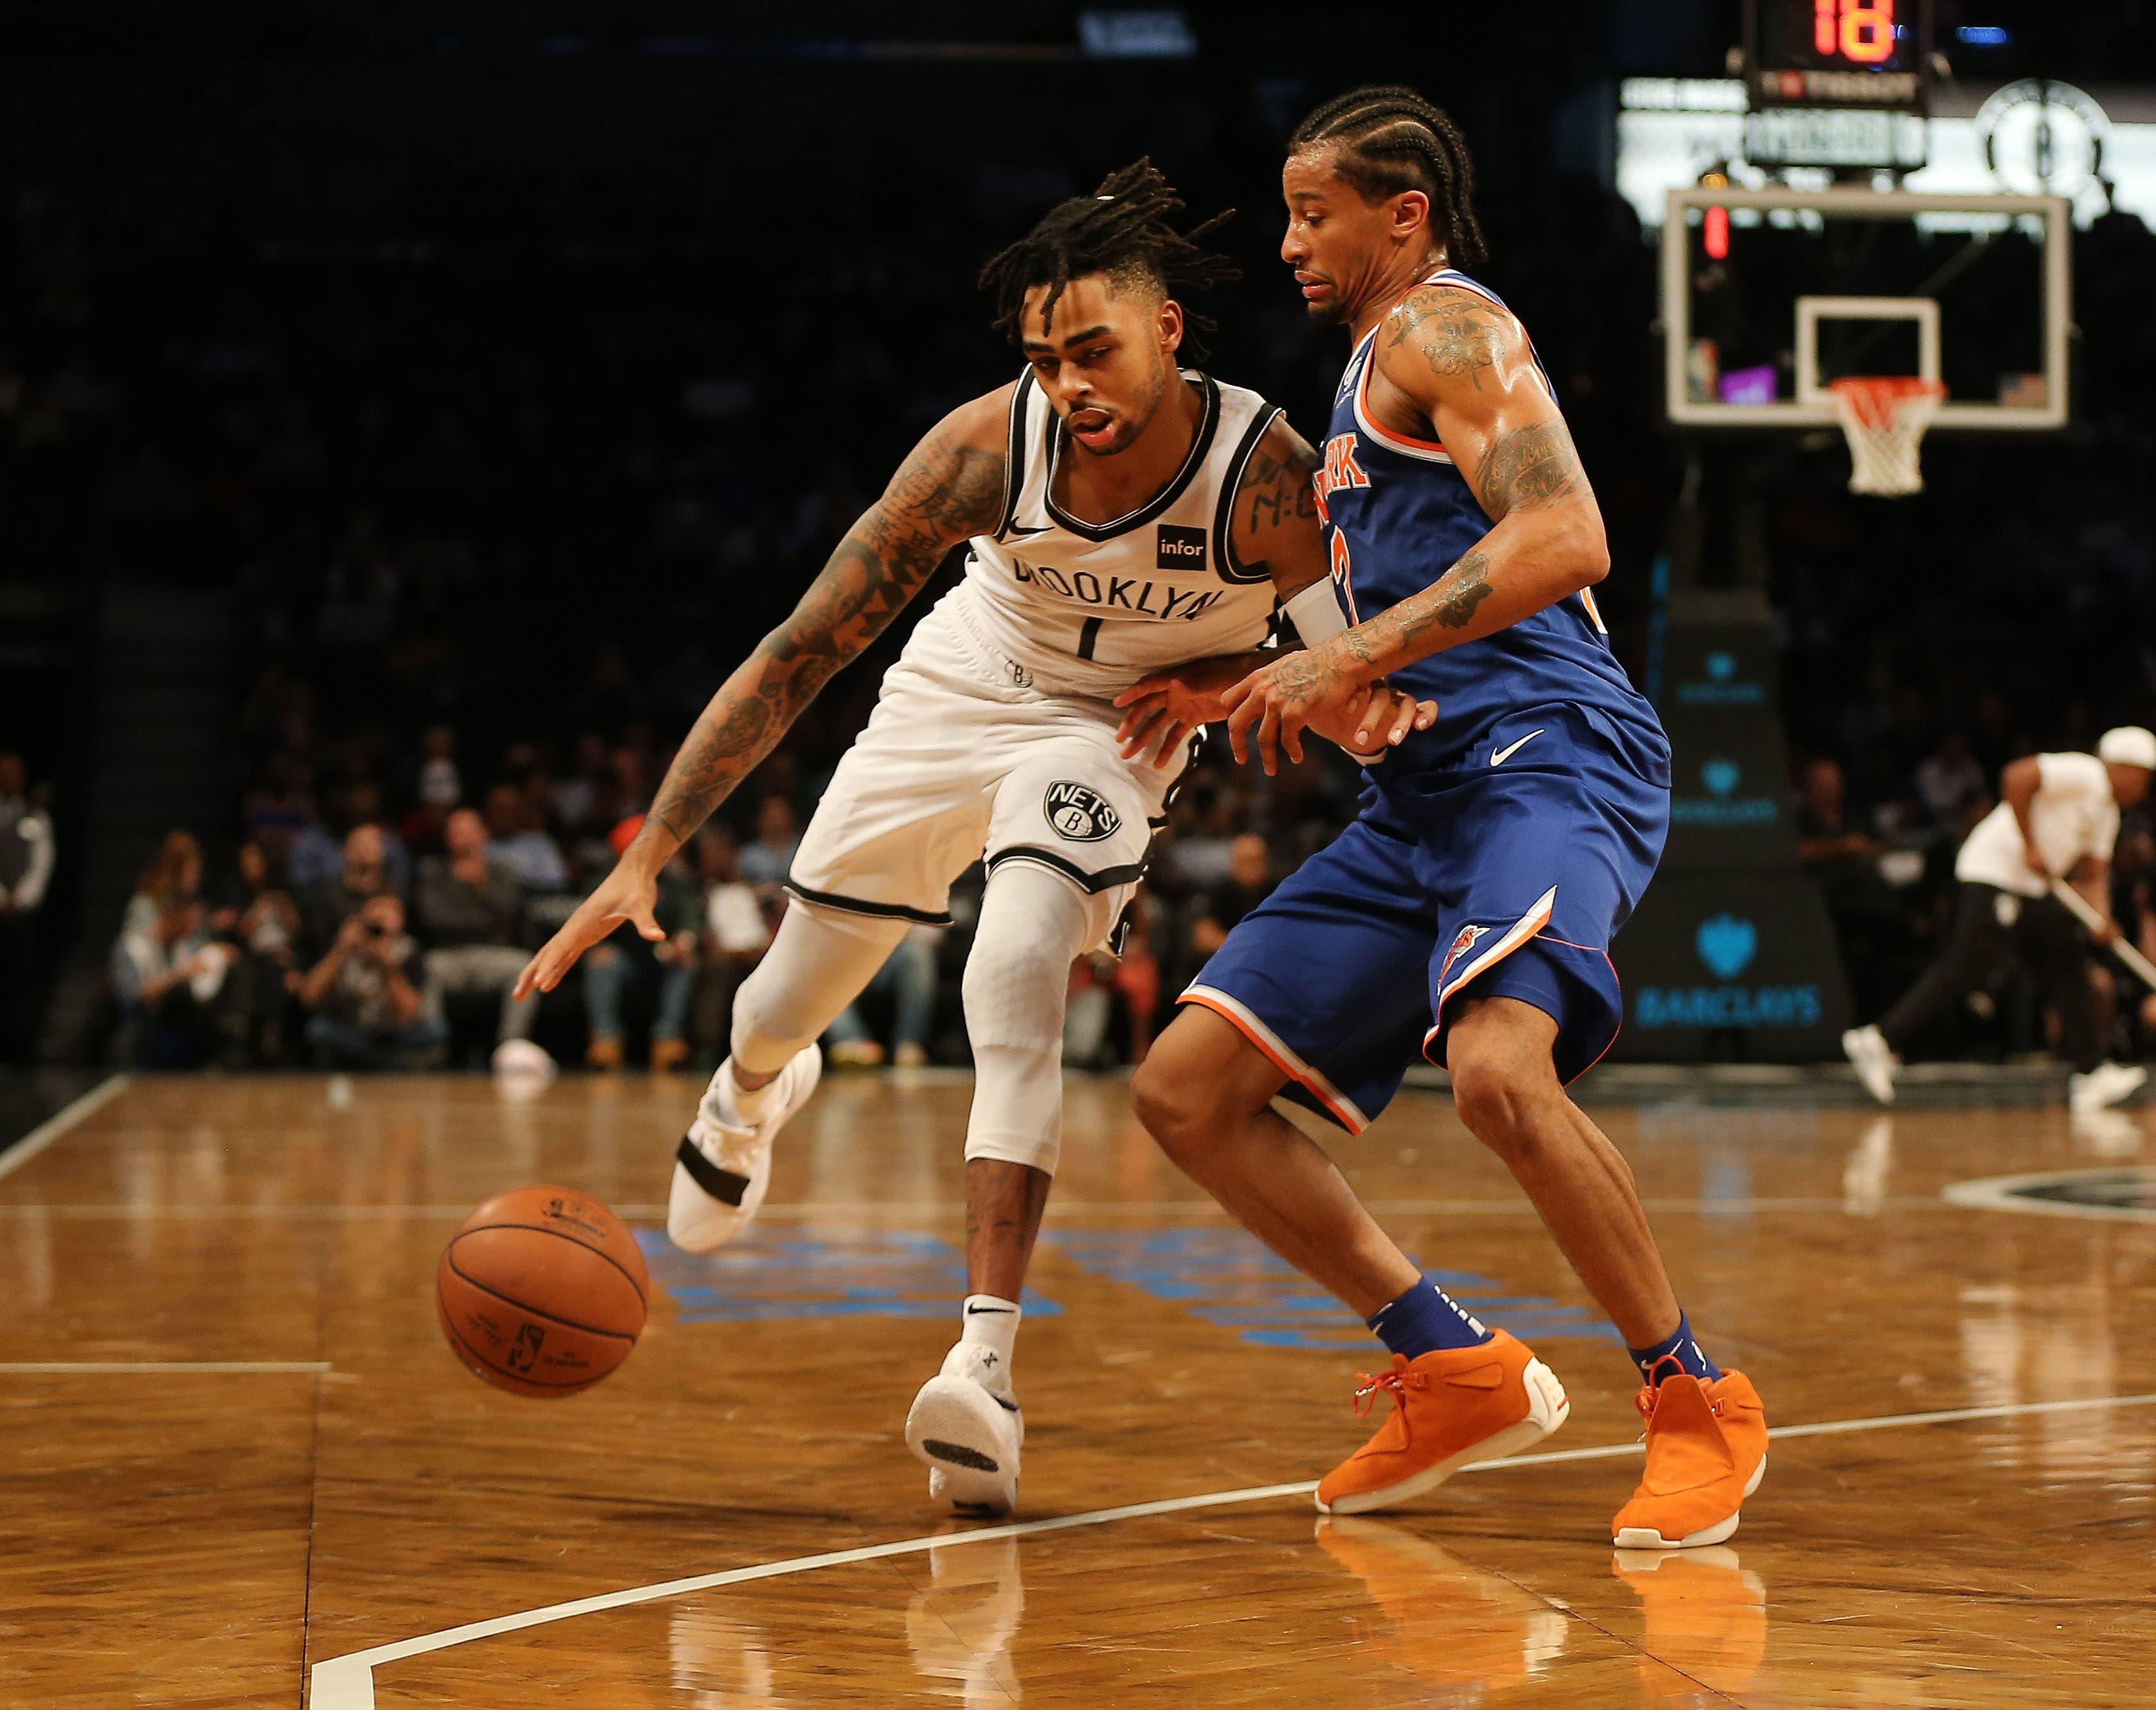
[1121,88,1768,1549]
[516,163,1430,1518]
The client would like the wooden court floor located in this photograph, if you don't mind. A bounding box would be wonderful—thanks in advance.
[3,1070,2154,1709]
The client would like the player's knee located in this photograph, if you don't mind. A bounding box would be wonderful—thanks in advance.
[1448,1053,1544,1161]
[1129,1053,1201,1155]
[960,931,1066,1043]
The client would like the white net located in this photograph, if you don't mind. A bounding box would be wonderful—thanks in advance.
[1830,377,1945,497]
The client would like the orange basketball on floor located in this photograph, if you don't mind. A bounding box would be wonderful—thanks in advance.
[436,1185,649,1397]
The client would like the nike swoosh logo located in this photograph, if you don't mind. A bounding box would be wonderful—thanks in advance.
[1490,729,1546,766]
[965,1305,1016,1315]
[1002,523,1052,539]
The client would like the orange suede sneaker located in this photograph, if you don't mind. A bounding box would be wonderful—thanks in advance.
[1314,1330,1570,1515]
[1611,1369,1768,1549]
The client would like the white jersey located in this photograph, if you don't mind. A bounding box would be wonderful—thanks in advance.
[1956,751,2119,898]
[949,368,1284,698]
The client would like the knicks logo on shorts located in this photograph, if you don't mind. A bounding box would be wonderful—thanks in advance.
[1437,922,1489,990]
[1045,780,1120,842]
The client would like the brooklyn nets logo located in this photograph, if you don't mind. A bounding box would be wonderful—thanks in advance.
[1045,781,1120,843]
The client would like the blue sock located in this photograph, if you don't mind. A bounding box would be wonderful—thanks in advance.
[1367,1275,1494,1360]
[1628,1310,1721,1388]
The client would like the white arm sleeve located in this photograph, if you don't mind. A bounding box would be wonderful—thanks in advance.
[1281,579,1348,645]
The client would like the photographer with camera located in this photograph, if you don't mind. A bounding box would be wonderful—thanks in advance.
[297,892,444,1070]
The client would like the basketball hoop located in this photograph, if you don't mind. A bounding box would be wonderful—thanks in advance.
[1829,377,1946,497]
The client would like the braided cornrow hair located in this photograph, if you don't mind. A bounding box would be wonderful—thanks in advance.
[1289,85,1488,270]
[977,158,1240,357]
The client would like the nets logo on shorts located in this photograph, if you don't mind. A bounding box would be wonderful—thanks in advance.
[1157,524,1207,571]
[1045,781,1121,842]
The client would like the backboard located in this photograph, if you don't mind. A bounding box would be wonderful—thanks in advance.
[1661,186,2071,431]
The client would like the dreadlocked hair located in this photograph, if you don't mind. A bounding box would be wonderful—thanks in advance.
[977,159,1239,357]
[1289,85,1487,270]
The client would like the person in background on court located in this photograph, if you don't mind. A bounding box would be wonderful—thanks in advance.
[413,806,547,1073]
[1844,726,2156,1112]
[0,753,55,1063]
[1795,755,1921,1020]
[1188,832,1277,961]
[297,892,443,1070]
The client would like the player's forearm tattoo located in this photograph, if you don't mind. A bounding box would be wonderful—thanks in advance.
[1341,550,1494,672]
[643,426,1004,850]
[1473,419,1584,518]
[1389,290,1508,390]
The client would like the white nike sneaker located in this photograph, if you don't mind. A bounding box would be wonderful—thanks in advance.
[2068,1061,2148,1113]
[1842,1025,1897,1105]
[666,1046,822,1253]
[907,1342,1024,1518]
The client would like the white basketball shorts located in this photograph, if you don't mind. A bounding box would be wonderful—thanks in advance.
[786,602,1190,952]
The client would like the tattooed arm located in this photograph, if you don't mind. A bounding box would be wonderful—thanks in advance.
[1220,288,1607,773]
[514,387,1010,997]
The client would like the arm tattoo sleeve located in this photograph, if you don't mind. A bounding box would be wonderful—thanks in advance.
[1472,419,1585,519]
[1389,289,1508,392]
[644,423,1005,850]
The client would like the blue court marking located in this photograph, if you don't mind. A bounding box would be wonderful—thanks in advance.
[1041,1226,1617,1351]
[636,1228,1061,1325]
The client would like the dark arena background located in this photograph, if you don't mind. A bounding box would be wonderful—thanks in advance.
[5,3,2156,1706]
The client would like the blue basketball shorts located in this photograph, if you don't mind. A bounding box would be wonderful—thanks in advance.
[1182,702,1669,1133]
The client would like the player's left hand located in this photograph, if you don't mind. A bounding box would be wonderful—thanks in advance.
[1221,644,1389,776]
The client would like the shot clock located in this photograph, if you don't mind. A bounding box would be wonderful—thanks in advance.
[1744,0,1934,111]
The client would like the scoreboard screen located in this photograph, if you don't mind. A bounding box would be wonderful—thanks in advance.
[1744,0,1932,111]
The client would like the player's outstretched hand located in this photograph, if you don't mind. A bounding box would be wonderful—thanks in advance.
[1112,653,1266,769]
[1220,644,1368,776]
[512,863,665,999]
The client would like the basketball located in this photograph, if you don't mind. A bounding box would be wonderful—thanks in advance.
[436,1185,650,1397]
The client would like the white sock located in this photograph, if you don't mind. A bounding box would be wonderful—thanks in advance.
[960,1294,1022,1388]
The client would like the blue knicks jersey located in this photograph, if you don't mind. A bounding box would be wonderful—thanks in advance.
[1316,269,1658,763]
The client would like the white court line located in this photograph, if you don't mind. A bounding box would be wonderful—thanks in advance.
[306,1388,2156,1710]
[1943,1169,2156,1224]
[0,1073,129,1184]
[0,1360,332,1374]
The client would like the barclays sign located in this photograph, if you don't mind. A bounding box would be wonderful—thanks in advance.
[1631,911,1824,1030]
[1669,757,1779,828]
[1673,649,1768,708]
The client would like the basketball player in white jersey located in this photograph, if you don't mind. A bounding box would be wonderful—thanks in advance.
[515,162,1433,1515]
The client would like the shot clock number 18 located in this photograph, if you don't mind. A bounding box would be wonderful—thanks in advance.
[1815,0,1894,63]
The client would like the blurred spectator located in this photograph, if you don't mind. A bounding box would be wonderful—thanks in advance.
[416,724,462,810]
[0,753,54,1062]
[1188,834,1277,961]
[1066,894,1162,1068]
[692,827,773,1054]
[297,893,443,1069]
[550,734,612,837]
[1166,791,1241,892]
[485,783,569,892]
[211,839,301,1065]
[300,824,398,957]
[739,795,799,890]
[241,753,316,875]
[1916,733,1989,831]
[1795,756,1918,1018]
[412,807,544,1069]
[111,893,230,1069]
[828,926,940,1069]
[582,840,702,1070]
